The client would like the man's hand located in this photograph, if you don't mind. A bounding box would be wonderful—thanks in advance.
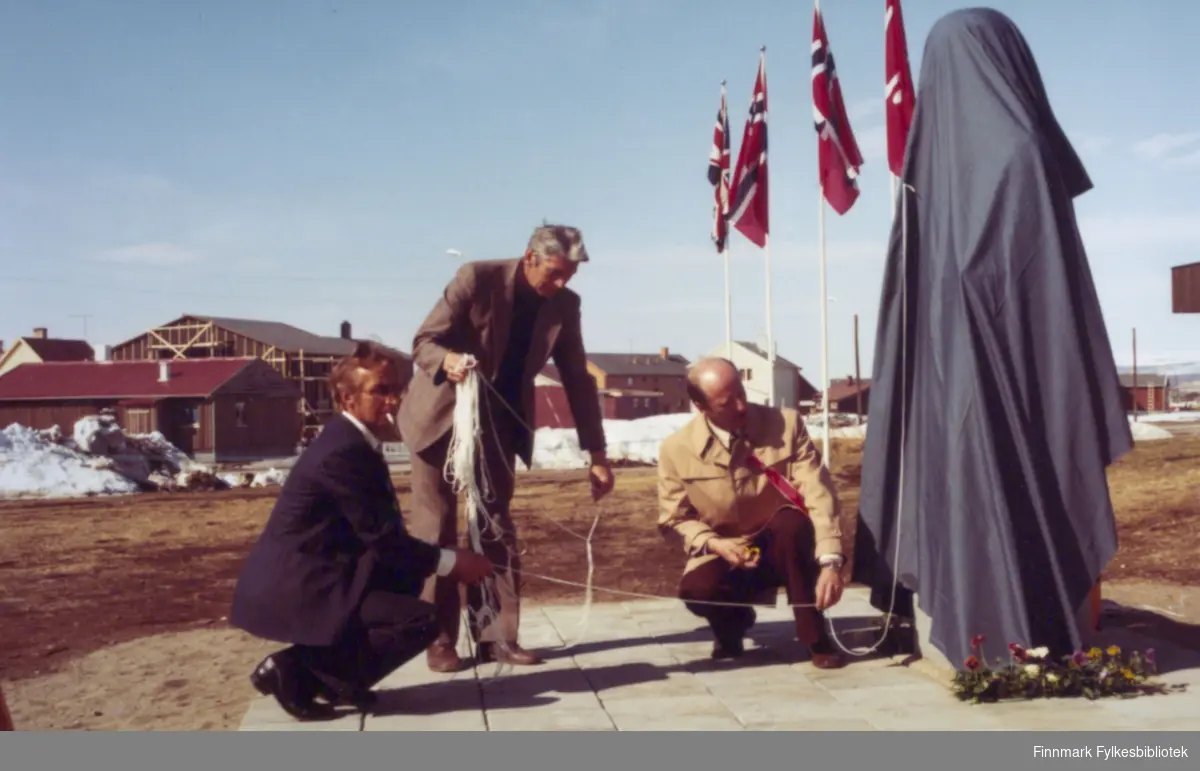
[588,453,614,501]
[442,352,476,384]
[707,537,758,569]
[814,564,845,610]
[448,549,494,585]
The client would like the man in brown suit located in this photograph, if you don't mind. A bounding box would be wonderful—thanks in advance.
[657,357,846,668]
[398,224,614,673]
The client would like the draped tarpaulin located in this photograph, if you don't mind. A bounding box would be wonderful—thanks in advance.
[850,7,1133,669]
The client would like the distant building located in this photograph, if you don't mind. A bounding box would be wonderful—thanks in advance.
[706,340,802,409]
[106,314,408,427]
[1171,261,1200,313]
[533,370,665,430]
[0,358,302,462]
[1120,373,1170,412]
[823,376,872,416]
[0,327,94,377]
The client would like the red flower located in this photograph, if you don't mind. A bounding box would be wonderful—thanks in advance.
[964,655,981,671]
[971,634,986,649]
[1008,643,1026,660]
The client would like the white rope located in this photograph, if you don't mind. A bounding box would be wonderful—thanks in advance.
[823,181,915,659]
[439,357,598,674]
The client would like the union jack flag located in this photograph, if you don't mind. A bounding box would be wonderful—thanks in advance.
[729,50,769,248]
[812,2,863,216]
[708,82,731,253]
[885,0,916,177]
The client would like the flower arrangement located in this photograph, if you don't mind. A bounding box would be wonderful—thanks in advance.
[951,635,1160,703]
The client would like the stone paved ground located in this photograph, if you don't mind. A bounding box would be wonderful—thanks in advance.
[239,588,1200,731]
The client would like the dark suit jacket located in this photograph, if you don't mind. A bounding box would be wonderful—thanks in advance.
[397,257,606,468]
[229,414,442,647]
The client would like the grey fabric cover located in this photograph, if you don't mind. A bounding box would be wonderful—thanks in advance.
[850,7,1132,668]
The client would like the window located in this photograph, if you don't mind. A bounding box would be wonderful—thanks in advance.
[235,401,248,428]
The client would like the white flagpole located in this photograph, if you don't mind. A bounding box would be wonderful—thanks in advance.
[764,232,775,406]
[890,172,898,216]
[724,246,733,357]
[819,184,831,466]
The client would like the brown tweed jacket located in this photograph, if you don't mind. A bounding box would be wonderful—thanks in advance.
[397,258,606,468]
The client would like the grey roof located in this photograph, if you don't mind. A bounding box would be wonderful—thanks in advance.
[588,352,690,376]
[735,341,801,370]
[1118,373,1169,388]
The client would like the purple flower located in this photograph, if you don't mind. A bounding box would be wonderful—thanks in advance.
[1071,650,1088,667]
[1145,648,1156,667]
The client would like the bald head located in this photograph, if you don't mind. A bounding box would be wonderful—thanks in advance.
[686,357,748,431]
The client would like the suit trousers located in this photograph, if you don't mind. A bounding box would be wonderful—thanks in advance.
[284,566,439,698]
[677,507,827,646]
[406,391,522,646]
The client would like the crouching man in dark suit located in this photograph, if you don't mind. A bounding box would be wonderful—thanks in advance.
[229,341,494,720]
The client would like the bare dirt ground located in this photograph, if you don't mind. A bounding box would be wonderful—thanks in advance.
[2,435,1198,730]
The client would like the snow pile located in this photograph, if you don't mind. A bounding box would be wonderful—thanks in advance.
[1129,421,1173,442]
[0,413,288,499]
[218,468,289,489]
[0,424,141,498]
[527,411,870,470]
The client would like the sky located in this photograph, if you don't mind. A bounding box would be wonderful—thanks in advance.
[2,0,1198,381]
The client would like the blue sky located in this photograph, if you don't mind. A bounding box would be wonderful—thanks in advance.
[2,0,1197,380]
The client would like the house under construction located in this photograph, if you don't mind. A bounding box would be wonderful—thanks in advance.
[107,314,410,427]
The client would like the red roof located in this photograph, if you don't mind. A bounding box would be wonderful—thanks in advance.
[21,337,95,362]
[0,358,257,401]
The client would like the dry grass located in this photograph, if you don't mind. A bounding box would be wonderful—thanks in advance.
[0,433,1196,730]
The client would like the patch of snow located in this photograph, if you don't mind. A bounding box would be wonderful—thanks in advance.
[0,414,289,499]
[1129,420,1173,441]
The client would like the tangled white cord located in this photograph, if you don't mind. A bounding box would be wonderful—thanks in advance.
[440,358,598,676]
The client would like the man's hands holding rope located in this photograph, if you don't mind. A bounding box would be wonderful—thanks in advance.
[443,352,477,383]
[588,451,614,501]
[707,537,845,611]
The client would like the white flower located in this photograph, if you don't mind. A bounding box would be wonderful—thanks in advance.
[1046,672,1060,683]
[1024,663,1041,677]
[1027,646,1049,659]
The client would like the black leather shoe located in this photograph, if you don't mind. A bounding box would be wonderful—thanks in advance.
[250,653,336,721]
[710,609,756,660]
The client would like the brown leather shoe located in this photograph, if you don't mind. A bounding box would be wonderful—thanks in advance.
[807,637,845,669]
[426,641,465,673]
[476,642,543,666]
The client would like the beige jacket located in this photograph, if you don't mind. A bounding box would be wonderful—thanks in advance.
[657,404,842,575]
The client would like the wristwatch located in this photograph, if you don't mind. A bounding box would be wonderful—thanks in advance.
[818,554,845,570]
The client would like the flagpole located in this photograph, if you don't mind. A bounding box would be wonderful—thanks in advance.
[765,233,776,406]
[819,183,831,466]
[724,245,733,357]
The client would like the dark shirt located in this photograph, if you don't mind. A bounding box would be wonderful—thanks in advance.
[492,269,545,423]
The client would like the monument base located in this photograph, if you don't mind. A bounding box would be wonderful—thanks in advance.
[911,585,1101,674]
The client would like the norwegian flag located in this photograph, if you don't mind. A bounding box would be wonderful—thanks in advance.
[812,3,863,216]
[728,51,769,248]
[707,82,731,253]
[885,0,916,177]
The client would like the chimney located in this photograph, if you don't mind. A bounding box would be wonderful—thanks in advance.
[32,327,47,339]
[659,346,669,359]
[158,361,170,383]
[340,320,352,340]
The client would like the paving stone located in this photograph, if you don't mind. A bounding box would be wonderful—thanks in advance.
[239,696,363,731]
[239,590,1200,733]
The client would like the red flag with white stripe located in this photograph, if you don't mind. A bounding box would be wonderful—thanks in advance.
[729,51,769,248]
[885,0,916,177]
[812,2,863,216]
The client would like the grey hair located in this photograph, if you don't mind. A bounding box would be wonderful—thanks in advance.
[527,224,589,263]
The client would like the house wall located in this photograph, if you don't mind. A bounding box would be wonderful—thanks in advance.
[0,343,41,377]
[534,384,576,430]
[604,393,661,421]
[1122,386,1168,412]
[1171,262,1200,313]
[587,362,689,413]
[719,346,798,408]
[832,389,871,415]
[209,394,302,460]
[0,400,116,432]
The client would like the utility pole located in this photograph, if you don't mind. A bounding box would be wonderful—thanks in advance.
[854,314,863,425]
